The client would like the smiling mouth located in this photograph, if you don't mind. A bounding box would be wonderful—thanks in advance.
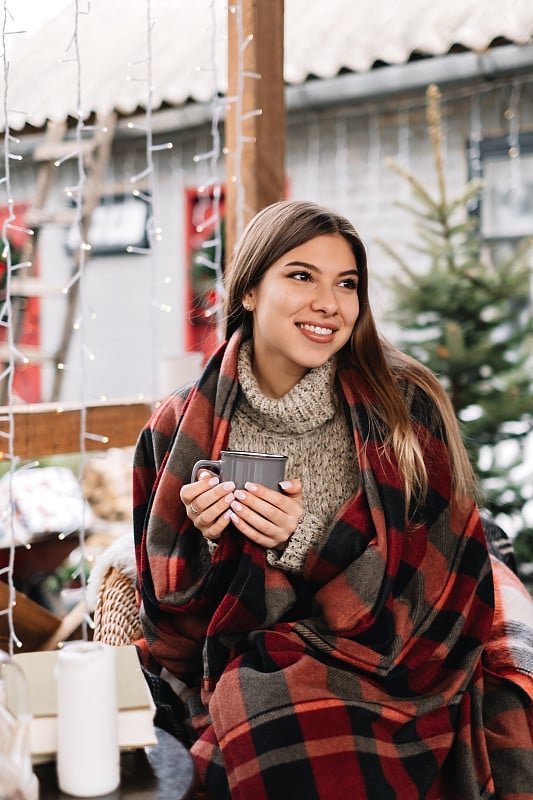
[297,323,335,335]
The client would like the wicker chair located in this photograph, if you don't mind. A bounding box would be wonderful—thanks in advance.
[87,532,140,646]
[93,564,141,646]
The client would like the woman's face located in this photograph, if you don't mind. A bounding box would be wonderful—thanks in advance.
[244,233,360,398]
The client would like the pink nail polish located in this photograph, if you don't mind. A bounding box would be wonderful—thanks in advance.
[245,482,257,492]
[208,476,220,487]
[231,501,243,512]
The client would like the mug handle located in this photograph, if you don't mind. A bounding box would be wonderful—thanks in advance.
[191,459,221,483]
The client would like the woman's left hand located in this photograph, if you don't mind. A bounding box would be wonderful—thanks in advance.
[225,478,303,550]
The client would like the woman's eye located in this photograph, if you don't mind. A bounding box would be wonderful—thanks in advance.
[339,278,358,290]
[289,271,312,282]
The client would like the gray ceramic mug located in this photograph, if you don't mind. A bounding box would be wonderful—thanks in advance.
[191,450,288,491]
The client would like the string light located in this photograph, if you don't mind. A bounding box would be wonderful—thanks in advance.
[48,0,98,634]
[367,112,381,217]
[306,117,320,200]
[84,432,109,444]
[386,106,411,205]
[505,81,522,198]
[227,1,262,240]
[124,0,171,401]
[190,0,226,343]
[0,0,35,655]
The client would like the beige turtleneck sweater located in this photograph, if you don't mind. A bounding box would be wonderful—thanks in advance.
[226,341,359,573]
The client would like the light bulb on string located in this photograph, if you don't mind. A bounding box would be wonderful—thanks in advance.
[505,81,522,205]
[132,188,152,203]
[305,117,320,200]
[124,0,169,401]
[84,432,109,444]
[0,0,38,655]
[367,112,382,219]
[190,0,230,344]
[467,94,483,212]
[334,116,349,211]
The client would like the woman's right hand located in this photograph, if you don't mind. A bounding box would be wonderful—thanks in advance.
[179,471,236,542]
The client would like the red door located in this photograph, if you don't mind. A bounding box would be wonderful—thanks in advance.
[0,203,41,403]
[184,188,225,363]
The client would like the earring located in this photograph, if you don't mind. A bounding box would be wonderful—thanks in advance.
[243,302,252,311]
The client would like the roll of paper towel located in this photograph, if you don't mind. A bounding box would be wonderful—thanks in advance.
[56,642,120,796]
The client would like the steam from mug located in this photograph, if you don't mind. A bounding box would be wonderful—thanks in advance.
[191,450,287,491]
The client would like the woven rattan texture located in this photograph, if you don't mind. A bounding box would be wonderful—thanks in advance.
[93,566,141,646]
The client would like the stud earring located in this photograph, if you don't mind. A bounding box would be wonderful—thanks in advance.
[243,302,252,311]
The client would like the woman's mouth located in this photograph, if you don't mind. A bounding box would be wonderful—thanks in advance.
[296,323,336,341]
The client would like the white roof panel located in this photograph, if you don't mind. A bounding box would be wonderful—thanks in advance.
[3,0,533,131]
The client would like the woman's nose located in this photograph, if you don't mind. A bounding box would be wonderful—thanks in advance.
[310,285,339,314]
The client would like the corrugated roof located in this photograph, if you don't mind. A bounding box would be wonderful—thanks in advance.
[3,0,533,131]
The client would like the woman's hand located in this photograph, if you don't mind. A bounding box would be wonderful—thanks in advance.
[179,471,236,542]
[225,479,303,550]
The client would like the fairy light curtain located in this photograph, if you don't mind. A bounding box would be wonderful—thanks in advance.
[0,1,40,653]
[190,0,225,348]
[0,0,180,652]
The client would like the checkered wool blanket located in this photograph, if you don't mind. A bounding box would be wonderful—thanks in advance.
[134,333,533,799]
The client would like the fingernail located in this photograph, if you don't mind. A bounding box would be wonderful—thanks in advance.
[245,482,257,492]
[199,471,210,480]
[222,481,235,491]
[229,510,240,524]
[279,480,292,490]
[208,476,220,486]
[224,493,234,504]
[235,490,247,501]
[231,501,243,512]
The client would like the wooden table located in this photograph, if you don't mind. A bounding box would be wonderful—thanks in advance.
[34,728,196,800]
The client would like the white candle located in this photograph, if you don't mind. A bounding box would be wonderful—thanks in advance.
[56,642,120,797]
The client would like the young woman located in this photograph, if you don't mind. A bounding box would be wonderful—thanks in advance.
[133,200,533,799]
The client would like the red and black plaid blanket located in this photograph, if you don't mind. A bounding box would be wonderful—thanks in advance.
[134,333,533,799]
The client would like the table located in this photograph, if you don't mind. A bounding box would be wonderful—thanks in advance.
[34,728,196,800]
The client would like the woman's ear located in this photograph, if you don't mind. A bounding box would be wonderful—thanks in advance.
[242,293,255,312]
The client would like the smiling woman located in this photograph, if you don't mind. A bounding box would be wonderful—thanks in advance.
[133,200,533,800]
[240,234,360,397]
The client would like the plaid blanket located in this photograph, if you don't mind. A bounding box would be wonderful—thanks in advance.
[134,333,533,799]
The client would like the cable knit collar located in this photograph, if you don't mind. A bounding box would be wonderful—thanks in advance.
[236,339,339,435]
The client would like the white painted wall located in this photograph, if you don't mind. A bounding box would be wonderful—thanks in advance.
[10,79,533,410]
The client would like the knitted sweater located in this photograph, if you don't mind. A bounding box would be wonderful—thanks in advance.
[227,341,359,572]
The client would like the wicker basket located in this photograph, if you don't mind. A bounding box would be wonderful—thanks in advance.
[93,566,142,646]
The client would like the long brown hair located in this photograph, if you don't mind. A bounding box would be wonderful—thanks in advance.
[224,200,475,508]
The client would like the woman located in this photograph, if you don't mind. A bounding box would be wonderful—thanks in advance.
[133,200,533,799]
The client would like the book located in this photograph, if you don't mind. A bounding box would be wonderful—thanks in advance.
[8,644,157,763]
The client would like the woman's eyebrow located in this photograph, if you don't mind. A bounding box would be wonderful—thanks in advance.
[284,260,358,275]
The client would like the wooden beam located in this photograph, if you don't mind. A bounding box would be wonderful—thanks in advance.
[0,400,154,459]
[225,0,285,262]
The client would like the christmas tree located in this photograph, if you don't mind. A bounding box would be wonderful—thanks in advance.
[379,84,533,527]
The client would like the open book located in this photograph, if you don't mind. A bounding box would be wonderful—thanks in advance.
[9,644,157,763]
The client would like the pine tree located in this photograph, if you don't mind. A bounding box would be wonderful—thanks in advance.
[378,84,533,524]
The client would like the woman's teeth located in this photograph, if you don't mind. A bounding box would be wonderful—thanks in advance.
[299,323,334,335]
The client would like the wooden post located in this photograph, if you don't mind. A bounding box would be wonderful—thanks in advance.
[225,0,285,265]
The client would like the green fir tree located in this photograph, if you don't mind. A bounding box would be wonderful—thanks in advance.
[378,84,533,526]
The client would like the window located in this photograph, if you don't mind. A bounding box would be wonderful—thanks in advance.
[66,194,149,255]
[470,133,533,241]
